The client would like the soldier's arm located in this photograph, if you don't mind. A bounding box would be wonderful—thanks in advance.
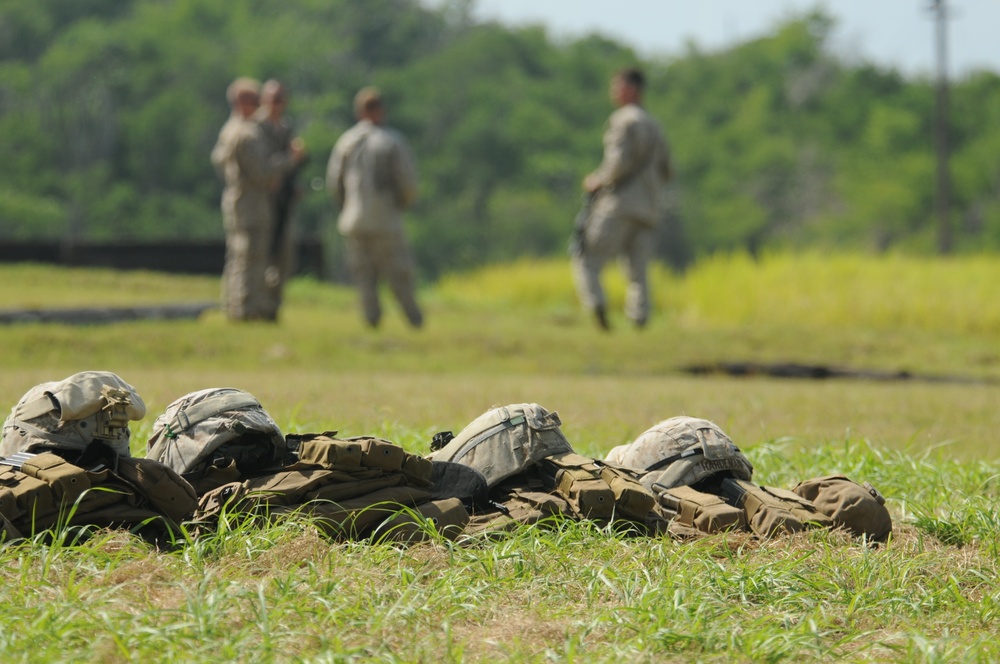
[391,135,418,209]
[236,132,294,188]
[587,114,640,190]
[210,128,230,180]
[658,135,673,182]
[326,142,346,206]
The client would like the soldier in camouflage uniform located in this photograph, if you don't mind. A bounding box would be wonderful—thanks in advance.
[574,68,673,331]
[255,79,304,320]
[326,87,423,329]
[211,77,305,321]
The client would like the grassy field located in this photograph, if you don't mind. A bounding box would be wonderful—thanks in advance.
[1,255,1000,662]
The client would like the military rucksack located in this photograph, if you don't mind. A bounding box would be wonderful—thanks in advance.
[431,404,657,536]
[186,430,469,543]
[1,371,146,459]
[146,388,286,493]
[428,403,573,489]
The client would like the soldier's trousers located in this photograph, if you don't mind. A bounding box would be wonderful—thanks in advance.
[344,229,423,328]
[571,213,654,324]
[223,219,277,322]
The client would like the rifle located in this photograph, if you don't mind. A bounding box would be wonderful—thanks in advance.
[568,191,597,258]
[271,155,309,262]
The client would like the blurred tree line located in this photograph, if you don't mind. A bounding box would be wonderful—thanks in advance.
[1,0,999,279]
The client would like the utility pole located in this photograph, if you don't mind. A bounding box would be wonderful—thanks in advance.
[930,0,952,253]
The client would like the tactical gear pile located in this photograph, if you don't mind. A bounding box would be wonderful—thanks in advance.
[0,372,195,543]
[0,374,893,547]
[606,416,891,542]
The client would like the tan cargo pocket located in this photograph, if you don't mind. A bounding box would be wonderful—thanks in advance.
[401,454,433,486]
[116,457,198,523]
[599,466,655,521]
[357,438,406,472]
[724,479,833,538]
[373,498,470,543]
[20,453,91,503]
[658,485,746,533]
[297,437,364,469]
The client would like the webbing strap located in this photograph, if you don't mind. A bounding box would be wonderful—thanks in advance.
[451,414,525,463]
[17,394,59,421]
[5,418,88,450]
[164,392,261,439]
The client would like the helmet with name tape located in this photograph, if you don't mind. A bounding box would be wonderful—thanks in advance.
[605,416,753,491]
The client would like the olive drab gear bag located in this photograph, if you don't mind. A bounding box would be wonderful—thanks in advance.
[793,475,892,542]
[719,478,834,538]
[146,388,286,493]
[539,452,655,522]
[1,371,146,459]
[193,432,468,543]
[430,404,657,536]
[0,448,196,543]
[655,484,746,535]
[605,416,754,492]
[428,403,573,489]
[608,416,886,541]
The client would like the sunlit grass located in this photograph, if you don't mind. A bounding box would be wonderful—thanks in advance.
[2,256,1000,660]
[2,438,1000,661]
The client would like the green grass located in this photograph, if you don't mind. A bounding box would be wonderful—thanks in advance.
[1,255,1000,661]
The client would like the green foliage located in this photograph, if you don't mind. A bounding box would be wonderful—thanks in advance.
[1,2,1000,277]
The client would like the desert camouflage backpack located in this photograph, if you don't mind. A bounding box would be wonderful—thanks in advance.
[1,370,146,459]
[144,390,470,543]
[0,372,196,543]
[428,403,573,489]
[430,403,657,535]
[146,388,286,492]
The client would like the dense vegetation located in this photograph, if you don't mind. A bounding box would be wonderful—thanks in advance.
[2,0,1000,278]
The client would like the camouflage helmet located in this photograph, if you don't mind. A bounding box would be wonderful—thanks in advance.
[146,388,285,480]
[0,370,146,458]
[605,416,753,491]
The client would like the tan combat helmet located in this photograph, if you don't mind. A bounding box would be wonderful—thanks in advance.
[0,370,146,459]
[146,387,285,481]
[605,416,753,492]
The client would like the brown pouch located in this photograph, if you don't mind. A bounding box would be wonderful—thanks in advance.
[116,456,198,523]
[657,485,746,534]
[296,436,364,469]
[373,498,470,543]
[722,479,834,538]
[793,475,892,542]
[20,453,91,503]
[357,438,406,472]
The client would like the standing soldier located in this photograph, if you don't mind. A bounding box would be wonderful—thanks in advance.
[573,67,673,331]
[256,79,305,320]
[326,87,423,329]
[211,77,305,321]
